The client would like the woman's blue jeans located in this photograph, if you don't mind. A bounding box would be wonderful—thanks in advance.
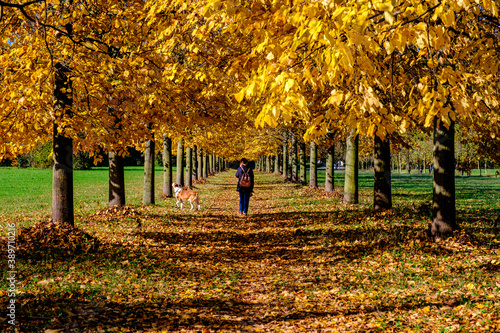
[239,191,251,214]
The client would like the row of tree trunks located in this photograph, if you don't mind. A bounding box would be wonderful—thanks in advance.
[53,111,456,242]
[108,135,221,209]
[144,136,222,204]
[272,132,334,191]
[269,124,456,240]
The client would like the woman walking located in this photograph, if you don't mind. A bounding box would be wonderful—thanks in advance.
[235,158,254,216]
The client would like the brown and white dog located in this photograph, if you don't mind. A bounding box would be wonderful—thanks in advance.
[172,183,201,210]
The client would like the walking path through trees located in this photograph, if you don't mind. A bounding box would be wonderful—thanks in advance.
[8,170,500,332]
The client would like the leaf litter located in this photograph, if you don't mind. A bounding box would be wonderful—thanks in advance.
[1,171,499,332]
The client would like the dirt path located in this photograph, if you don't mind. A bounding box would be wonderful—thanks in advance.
[193,169,325,217]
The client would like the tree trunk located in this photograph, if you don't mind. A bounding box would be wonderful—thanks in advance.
[275,154,281,175]
[374,135,391,211]
[52,63,74,225]
[193,146,198,181]
[407,149,411,173]
[299,140,307,185]
[198,148,203,179]
[143,135,155,205]
[343,132,358,204]
[398,150,401,173]
[282,133,288,180]
[309,141,317,188]
[185,147,192,188]
[291,132,298,182]
[325,143,335,192]
[209,154,214,175]
[109,151,125,206]
[431,119,457,240]
[176,138,184,185]
[163,135,173,197]
[203,152,208,178]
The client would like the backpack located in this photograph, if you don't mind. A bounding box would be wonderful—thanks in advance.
[240,167,251,187]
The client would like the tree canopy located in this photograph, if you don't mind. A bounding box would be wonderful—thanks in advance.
[1,0,499,162]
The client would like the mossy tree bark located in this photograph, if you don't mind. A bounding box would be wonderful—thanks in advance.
[374,135,391,211]
[343,132,358,204]
[431,119,457,240]
[52,62,74,225]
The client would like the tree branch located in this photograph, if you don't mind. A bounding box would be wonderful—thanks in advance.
[0,0,44,22]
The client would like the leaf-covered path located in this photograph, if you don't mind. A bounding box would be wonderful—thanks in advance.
[4,170,500,332]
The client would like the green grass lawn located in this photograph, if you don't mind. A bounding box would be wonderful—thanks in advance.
[0,166,179,221]
[309,168,500,210]
[1,167,499,223]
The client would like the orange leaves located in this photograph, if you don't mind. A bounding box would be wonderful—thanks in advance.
[2,0,500,158]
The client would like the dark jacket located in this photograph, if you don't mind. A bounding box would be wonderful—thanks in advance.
[235,164,254,193]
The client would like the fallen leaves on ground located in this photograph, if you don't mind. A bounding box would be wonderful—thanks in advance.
[2,171,500,332]
[16,221,99,259]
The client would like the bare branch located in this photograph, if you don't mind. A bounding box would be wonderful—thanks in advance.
[0,0,44,22]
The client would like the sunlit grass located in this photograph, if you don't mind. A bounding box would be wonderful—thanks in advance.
[0,166,179,224]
